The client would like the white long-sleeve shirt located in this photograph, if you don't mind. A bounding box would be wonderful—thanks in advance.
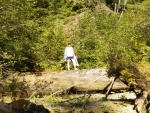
[64,46,75,57]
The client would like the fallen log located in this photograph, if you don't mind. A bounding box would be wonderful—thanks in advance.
[133,90,148,113]
[133,79,150,113]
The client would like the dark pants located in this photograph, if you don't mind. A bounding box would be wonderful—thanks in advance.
[66,56,74,60]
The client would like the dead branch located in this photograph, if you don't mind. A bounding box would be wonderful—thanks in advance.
[105,76,117,99]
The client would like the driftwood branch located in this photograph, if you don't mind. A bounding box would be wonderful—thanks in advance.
[133,89,148,113]
[105,76,117,99]
[58,94,90,103]
[84,75,106,95]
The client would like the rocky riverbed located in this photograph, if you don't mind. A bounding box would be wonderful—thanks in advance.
[0,68,149,113]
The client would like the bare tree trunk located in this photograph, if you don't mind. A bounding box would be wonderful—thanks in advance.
[117,0,121,12]
[119,0,128,20]
[114,3,117,12]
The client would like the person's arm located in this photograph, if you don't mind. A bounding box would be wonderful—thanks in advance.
[64,47,67,59]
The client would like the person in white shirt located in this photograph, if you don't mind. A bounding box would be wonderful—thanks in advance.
[64,42,78,70]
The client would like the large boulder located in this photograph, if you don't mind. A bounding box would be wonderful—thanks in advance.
[0,99,50,113]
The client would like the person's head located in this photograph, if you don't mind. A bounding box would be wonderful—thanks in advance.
[68,42,71,46]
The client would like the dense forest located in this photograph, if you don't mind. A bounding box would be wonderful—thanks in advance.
[0,0,150,84]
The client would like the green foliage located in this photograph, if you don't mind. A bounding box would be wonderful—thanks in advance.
[0,0,66,72]
[0,0,36,72]
[73,11,105,69]
[105,1,150,83]
[36,19,66,70]
[33,0,50,8]
[0,0,150,83]
[73,0,150,84]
